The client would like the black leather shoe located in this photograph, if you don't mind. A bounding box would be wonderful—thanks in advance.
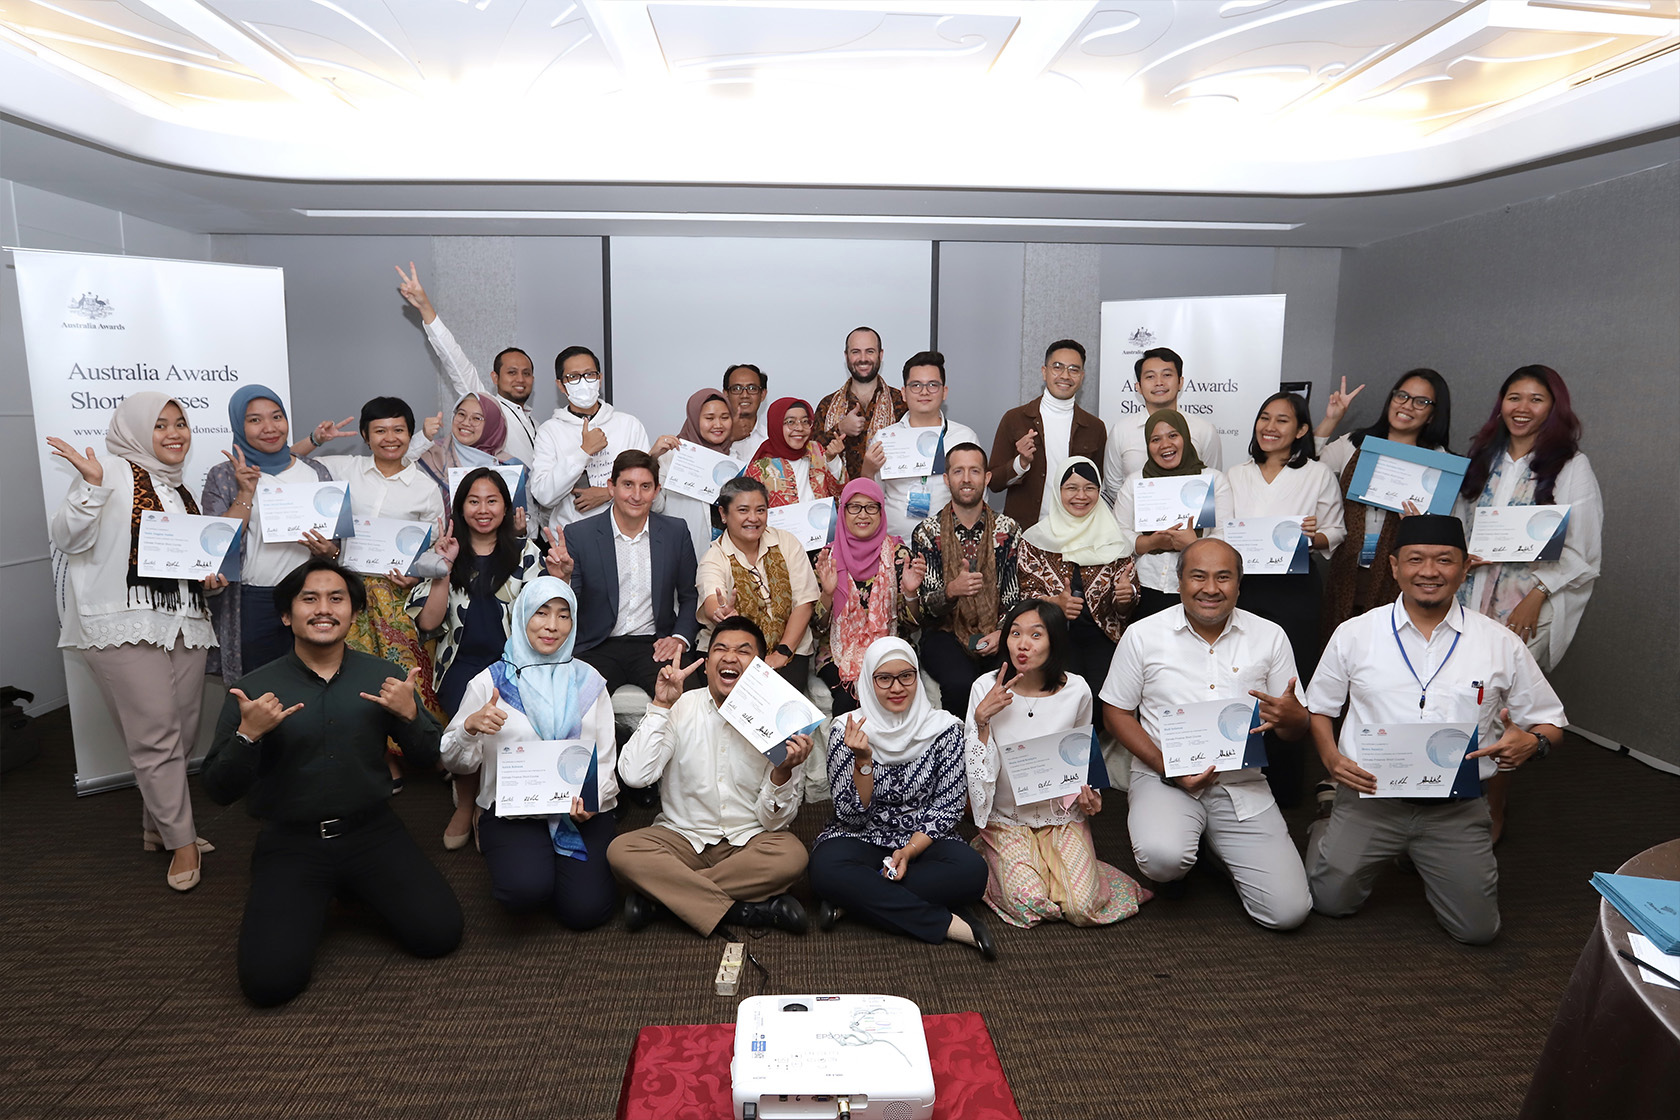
[624,891,658,932]
[815,900,841,932]
[956,906,998,962]
[624,783,659,810]
[767,894,809,934]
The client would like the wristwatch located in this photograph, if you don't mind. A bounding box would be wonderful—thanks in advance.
[1530,729,1552,758]
[772,643,794,659]
[856,760,874,776]
[235,730,259,747]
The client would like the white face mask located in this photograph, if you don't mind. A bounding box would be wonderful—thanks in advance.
[565,379,601,411]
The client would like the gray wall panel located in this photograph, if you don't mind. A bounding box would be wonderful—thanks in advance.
[935,241,1024,471]
[512,237,604,421]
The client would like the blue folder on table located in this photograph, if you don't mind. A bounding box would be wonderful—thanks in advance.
[1591,872,1680,954]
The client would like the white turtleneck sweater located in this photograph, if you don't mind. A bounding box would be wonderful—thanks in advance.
[1034,391,1076,523]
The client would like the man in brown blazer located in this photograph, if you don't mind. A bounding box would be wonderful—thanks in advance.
[987,339,1108,529]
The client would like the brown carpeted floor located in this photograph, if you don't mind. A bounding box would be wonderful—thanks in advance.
[2,710,1676,1120]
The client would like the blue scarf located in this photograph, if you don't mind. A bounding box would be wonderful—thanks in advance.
[490,576,605,860]
[228,384,295,474]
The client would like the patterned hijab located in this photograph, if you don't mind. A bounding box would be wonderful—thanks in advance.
[1022,457,1125,566]
[855,637,961,766]
[227,384,293,474]
[677,388,734,453]
[107,391,189,487]
[1140,410,1205,479]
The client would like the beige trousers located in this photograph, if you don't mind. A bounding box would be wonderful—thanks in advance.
[81,638,207,850]
[606,825,808,935]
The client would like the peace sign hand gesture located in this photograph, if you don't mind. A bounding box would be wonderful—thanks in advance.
[433,515,460,569]
[361,667,422,722]
[46,438,103,487]
[394,262,437,323]
[222,446,261,501]
[543,527,574,580]
[1323,376,1365,427]
[311,416,356,447]
[972,665,1015,741]
[709,586,738,623]
[652,656,704,709]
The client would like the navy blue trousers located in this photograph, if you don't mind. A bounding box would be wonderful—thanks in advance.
[478,807,618,929]
[808,835,987,943]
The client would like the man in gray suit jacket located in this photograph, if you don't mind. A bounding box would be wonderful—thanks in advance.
[549,449,700,699]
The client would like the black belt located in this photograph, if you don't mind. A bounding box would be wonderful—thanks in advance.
[270,801,389,839]
[1401,796,1477,808]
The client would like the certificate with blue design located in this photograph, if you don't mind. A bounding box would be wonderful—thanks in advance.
[876,426,940,479]
[767,497,837,551]
[1346,437,1469,515]
[136,511,242,580]
[1220,515,1310,575]
[662,440,743,502]
[1131,470,1218,531]
[340,516,434,577]
[256,479,354,542]
[1155,698,1266,777]
[717,656,824,767]
[1000,724,1099,805]
[1350,722,1481,799]
[495,739,599,817]
[1468,504,1570,563]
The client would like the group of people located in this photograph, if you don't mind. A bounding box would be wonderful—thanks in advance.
[44,265,1600,1006]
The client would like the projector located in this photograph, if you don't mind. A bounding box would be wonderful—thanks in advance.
[731,994,935,1120]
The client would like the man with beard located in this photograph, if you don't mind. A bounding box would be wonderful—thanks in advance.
[608,617,813,937]
[723,362,770,457]
[987,340,1107,529]
[910,443,1021,717]
[1304,514,1564,944]
[202,558,463,1006]
[815,326,906,480]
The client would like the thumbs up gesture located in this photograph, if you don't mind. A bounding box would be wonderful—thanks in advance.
[464,687,507,736]
[948,553,984,598]
[361,667,423,722]
[838,401,868,438]
[579,415,608,456]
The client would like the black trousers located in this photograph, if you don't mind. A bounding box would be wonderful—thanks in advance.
[1233,570,1324,811]
[919,629,1000,719]
[236,807,463,1008]
[1069,615,1118,729]
[478,807,618,929]
[578,635,703,699]
[808,835,988,943]
[1133,587,1178,622]
[240,583,292,677]
[817,663,860,718]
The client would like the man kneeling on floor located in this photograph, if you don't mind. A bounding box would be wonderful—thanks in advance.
[608,616,812,935]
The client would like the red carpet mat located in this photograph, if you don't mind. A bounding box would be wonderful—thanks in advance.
[617,1010,1022,1119]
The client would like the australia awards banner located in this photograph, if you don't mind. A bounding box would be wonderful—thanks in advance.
[14,250,291,794]
[1098,294,1286,468]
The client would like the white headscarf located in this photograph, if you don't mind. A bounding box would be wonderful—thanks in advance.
[856,637,961,766]
[106,391,189,487]
[1021,455,1126,566]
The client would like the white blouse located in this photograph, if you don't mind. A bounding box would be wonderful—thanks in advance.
[50,468,216,651]
[439,667,620,813]
[964,672,1095,830]
[1224,458,1348,560]
[313,454,446,526]
[1112,468,1237,594]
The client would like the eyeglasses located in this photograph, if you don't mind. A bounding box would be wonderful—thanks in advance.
[725,384,764,395]
[904,380,943,394]
[561,370,602,385]
[1391,388,1435,409]
[844,502,882,516]
[1048,361,1084,375]
[783,417,813,429]
[871,669,919,689]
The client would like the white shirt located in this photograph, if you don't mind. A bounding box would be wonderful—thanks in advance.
[243,457,333,587]
[1100,605,1304,821]
[1111,469,1237,594]
[965,672,1095,829]
[1224,458,1348,560]
[530,401,651,529]
[731,414,771,464]
[1308,597,1566,782]
[1104,408,1225,503]
[313,455,446,525]
[439,667,619,812]
[608,513,656,638]
[423,315,539,463]
[875,414,980,540]
[618,690,803,851]
[695,527,821,654]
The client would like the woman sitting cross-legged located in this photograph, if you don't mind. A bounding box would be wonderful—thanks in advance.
[965,598,1149,928]
[808,637,996,959]
[438,576,618,929]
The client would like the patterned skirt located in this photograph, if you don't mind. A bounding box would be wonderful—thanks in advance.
[347,575,445,753]
[972,819,1149,929]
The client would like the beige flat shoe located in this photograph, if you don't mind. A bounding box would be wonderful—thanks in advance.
[166,864,201,892]
[144,831,215,854]
[442,828,472,851]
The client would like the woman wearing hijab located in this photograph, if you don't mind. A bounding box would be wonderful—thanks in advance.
[966,599,1147,928]
[417,392,528,517]
[809,637,996,958]
[47,393,224,891]
[1112,411,1234,621]
[439,577,619,928]
[651,388,737,558]
[742,397,845,506]
[1018,457,1140,727]
[200,384,343,678]
[408,466,572,848]
[813,478,927,716]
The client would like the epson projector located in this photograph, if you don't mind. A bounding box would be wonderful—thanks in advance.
[731,994,935,1120]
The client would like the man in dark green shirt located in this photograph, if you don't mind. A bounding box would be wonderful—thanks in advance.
[203,558,462,1007]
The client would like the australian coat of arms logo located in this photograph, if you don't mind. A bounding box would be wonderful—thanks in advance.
[1128,326,1156,348]
[68,292,114,320]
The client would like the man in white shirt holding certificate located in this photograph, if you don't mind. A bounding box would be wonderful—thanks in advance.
[1100,537,1313,930]
[1305,514,1565,944]
[608,616,814,937]
[858,351,980,540]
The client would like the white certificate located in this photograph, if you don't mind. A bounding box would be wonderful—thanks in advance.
[1220,515,1309,576]
[876,426,940,480]
[1350,723,1475,799]
[767,498,836,551]
[717,656,825,765]
[1363,455,1442,514]
[662,440,743,503]
[340,516,434,577]
[256,480,354,542]
[136,511,242,580]
[494,739,597,818]
[1156,697,1263,778]
[447,464,524,505]
[1131,471,1217,531]
[999,725,1095,806]
[1468,505,1571,564]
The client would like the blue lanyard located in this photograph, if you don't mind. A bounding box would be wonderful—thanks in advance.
[1391,603,1462,711]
